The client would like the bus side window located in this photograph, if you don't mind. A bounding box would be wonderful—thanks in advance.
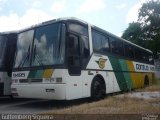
[142,52,148,62]
[110,38,116,53]
[142,52,154,64]
[117,41,124,56]
[92,29,109,54]
[149,54,154,64]
[92,30,101,52]
[81,35,89,59]
[135,48,142,61]
[101,36,110,53]
[125,44,134,59]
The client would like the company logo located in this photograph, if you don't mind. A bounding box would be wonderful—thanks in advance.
[96,58,107,69]
[136,64,149,71]
[13,73,25,78]
[135,64,155,71]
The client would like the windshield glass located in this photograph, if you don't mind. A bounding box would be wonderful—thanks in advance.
[0,35,7,67]
[32,23,65,66]
[14,23,65,68]
[14,30,34,68]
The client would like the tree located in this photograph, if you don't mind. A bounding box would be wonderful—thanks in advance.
[139,0,160,57]
[122,22,144,47]
[122,0,160,57]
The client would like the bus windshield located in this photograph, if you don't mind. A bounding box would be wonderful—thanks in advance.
[0,35,7,68]
[14,23,65,68]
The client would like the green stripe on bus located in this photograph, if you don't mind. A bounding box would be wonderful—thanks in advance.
[108,57,128,91]
[28,70,37,78]
[119,59,133,90]
[34,70,44,78]
[28,70,44,78]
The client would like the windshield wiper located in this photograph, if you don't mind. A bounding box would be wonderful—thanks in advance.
[18,46,30,68]
[33,45,44,66]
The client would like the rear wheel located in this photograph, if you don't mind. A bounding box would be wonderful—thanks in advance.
[91,78,106,101]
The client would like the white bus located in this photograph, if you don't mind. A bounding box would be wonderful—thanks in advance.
[0,32,17,96]
[11,18,155,100]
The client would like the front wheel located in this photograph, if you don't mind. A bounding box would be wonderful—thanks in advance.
[91,78,106,101]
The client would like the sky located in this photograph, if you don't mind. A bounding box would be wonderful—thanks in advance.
[0,0,152,37]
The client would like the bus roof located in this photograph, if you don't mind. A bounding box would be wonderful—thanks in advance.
[18,17,152,53]
[0,31,18,35]
[91,25,152,53]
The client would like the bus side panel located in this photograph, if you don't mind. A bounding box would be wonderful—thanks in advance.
[126,60,155,89]
[86,54,121,95]
[65,73,83,100]
[119,59,133,90]
[108,57,128,91]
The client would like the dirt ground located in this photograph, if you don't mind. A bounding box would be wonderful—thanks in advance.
[45,84,160,114]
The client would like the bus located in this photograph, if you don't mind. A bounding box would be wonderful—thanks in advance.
[11,17,155,100]
[0,32,17,97]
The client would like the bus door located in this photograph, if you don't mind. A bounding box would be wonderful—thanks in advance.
[67,34,81,76]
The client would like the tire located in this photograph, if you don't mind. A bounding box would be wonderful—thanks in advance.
[91,78,106,101]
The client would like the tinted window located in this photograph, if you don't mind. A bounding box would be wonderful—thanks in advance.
[69,23,88,36]
[149,53,154,64]
[101,36,109,53]
[92,30,101,52]
[142,51,154,64]
[68,34,80,67]
[110,37,124,55]
[110,37,116,53]
[32,23,65,66]
[81,35,89,64]
[118,41,124,56]
[135,48,142,61]
[125,44,134,59]
[0,35,7,67]
[92,30,109,53]
[14,30,34,68]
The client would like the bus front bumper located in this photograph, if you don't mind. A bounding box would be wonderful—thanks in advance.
[11,83,66,100]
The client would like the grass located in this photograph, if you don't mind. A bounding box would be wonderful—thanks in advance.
[43,84,160,115]
[43,96,159,114]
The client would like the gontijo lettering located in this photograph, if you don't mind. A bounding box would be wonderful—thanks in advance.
[136,64,154,71]
[136,64,149,71]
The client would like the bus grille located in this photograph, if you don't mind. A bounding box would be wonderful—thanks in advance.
[19,79,28,83]
[19,79,42,83]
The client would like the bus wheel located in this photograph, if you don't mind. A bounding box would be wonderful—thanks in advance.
[144,75,149,87]
[91,77,106,101]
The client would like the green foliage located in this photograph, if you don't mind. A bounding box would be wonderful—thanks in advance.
[122,22,144,47]
[122,0,160,57]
